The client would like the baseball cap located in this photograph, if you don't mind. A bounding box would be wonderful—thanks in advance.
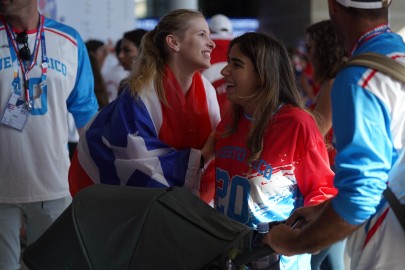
[209,14,233,35]
[335,0,391,9]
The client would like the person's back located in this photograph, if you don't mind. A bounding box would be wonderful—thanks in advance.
[264,1,405,269]
[0,1,98,269]
[331,6,405,268]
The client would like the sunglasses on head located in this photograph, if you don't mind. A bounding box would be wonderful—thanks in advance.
[16,32,31,61]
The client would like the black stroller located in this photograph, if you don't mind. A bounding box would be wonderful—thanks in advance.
[22,185,279,270]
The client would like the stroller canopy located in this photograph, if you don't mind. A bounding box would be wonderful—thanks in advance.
[23,185,253,270]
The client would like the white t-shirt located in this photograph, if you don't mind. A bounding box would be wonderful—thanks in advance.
[0,15,98,203]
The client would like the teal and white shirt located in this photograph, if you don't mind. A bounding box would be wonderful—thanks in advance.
[0,15,98,203]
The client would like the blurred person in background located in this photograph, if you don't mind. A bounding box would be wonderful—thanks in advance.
[305,19,346,270]
[85,39,108,71]
[118,28,147,71]
[116,28,147,96]
[87,53,109,110]
[202,14,234,118]
[103,39,128,102]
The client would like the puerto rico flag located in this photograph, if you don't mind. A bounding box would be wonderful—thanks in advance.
[69,68,220,203]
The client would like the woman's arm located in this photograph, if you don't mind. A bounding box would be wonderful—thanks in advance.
[313,79,334,136]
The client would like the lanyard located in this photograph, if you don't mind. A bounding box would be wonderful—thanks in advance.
[351,24,391,55]
[2,14,47,109]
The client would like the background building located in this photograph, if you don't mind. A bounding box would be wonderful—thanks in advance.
[39,0,405,48]
[201,0,405,48]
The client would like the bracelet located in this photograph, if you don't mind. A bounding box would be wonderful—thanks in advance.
[200,155,204,169]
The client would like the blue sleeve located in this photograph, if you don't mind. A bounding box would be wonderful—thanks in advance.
[330,79,393,225]
[67,32,98,128]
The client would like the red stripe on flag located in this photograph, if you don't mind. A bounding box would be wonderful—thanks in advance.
[68,149,95,196]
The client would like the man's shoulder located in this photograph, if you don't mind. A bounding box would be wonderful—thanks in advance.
[337,34,405,84]
[362,32,405,56]
[43,16,82,40]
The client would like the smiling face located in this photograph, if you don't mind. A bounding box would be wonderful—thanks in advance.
[176,17,216,71]
[220,43,260,115]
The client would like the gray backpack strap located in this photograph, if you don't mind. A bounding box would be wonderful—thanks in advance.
[342,52,405,84]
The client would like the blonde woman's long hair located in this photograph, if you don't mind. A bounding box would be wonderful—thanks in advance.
[224,32,306,164]
[127,9,205,104]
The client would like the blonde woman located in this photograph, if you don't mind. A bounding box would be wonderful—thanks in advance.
[69,9,219,204]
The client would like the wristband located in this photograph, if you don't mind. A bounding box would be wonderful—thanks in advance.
[200,155,204,169]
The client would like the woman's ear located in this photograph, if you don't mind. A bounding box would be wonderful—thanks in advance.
[166,34,180,52]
